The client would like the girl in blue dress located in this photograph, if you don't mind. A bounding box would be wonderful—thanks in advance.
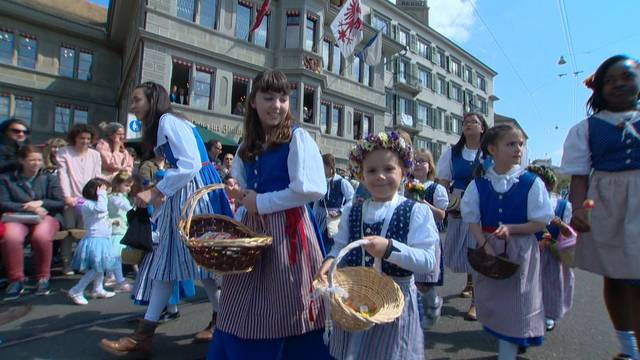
[100,82,232,355]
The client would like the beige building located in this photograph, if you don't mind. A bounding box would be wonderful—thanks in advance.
[1,0,496,167]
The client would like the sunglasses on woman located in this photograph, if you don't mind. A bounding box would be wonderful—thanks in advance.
[9,128,30,135]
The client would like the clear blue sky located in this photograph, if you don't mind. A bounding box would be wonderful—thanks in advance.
[87,0,110,8]
[440,0,638,165]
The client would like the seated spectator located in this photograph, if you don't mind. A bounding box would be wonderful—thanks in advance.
[138,152,165,187]
[96,122,134,181]
[42,137,67,175]
[232,101,245,116]
[169,85,179,104]
[0,145,65,300]
[206,140,222,168]
[0,118,30,174]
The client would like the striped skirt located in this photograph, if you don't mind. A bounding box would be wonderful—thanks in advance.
[217,206,325,339]
[473,234,544,340]
[540,247,574,320]
[443,216,476,273]
[329,276,423,360]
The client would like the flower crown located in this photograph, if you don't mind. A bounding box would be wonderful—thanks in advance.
[349,131,413,180]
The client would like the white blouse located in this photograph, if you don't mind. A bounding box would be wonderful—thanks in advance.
[154,113,202,197]
[422,180,449,210]
[312,174,355,214]
[461,165,554,225]
[560,110,640,175]
[329,194,438,274]
[231,127,326,215]
[435,146,480,182]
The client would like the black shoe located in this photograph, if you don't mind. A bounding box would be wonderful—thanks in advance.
[159,308,180,323]
[518,345,527,355]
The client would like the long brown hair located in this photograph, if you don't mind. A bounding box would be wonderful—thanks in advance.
[238,70,293,163]
[137,82,182,153]
[452,112,488,156]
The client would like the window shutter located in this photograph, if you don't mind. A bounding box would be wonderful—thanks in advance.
[430,46,437,63]
[431,74,437,91]
[410,34,417,52]
[410,63,416,82]
[446,56,451,73]
[447,82,452,98]
[391,24,398,41]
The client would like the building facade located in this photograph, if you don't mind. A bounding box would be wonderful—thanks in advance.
[1,0,497,168]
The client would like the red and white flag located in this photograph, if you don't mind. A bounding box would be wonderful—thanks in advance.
[250,0,270,33]
[330,0,364,58]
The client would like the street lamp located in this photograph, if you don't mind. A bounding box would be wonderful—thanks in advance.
[558,56,567,65]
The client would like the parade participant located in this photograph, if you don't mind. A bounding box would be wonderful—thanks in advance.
[411,148,449,328]
[312,153,354,252]
[316,131,438,360]
[461,124,553,360]
[436,111,488,320]
[561,55,640,360]
[99,82,231,355]
[104,170,134,293]
[527,165,574,332]
[67,178,117,305]
[208,70,329,360]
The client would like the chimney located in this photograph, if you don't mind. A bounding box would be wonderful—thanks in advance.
[397,0,429,26]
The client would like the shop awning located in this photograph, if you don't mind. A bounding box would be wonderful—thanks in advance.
[195,124,239,147]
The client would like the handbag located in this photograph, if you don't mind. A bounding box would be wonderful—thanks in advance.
[1,212,42,224]
[120,208,153,251]
[467,236,519,280]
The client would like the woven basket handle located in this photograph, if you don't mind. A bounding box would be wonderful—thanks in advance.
[328,239,378,290]
[178,184,226,242]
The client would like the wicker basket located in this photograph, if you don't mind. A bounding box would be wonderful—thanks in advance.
[315,239,405,332]
[177,184,272,274]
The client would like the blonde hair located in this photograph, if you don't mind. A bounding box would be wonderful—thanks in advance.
[43,137,67,169]
[414,148,436,180]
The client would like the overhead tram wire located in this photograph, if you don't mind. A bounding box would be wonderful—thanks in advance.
[556,0,581,122]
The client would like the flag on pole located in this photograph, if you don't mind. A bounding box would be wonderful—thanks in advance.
[330,0,364,59]
[361,30,383,66]
[249,0,270,33]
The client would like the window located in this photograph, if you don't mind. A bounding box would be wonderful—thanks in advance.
[331,105,343,136]
[353,111,372,140]
[14,97,32,126]
[235,2,252,40]
[451,58,462,77]
[399,59,409,82]
[452,83,462,102]
[18,35,36,69]
[305,15,317,52]
[170,58,192,105]
[352,55,361,82]
[231,75,249,115]
[200,0,218,29]
[59,46,75,78]
[465,66,473,84]
[477,96,488,115]
[416,102,428,125]
[414,137,428,151]
[417,67,431,89]
[1,30,14,64]
[434,108,444,129]
[437,76,446,95]
[437,49,446,69]
[78,51,93,81]
[55,104,72,133]
[303,85,314,124]
[332,43,342,75]
[399,97,413,127]
[362,62,371,86]
[464,90,474,111]
[254,13,269,47]
[398,28,409,47]
[417,38,430,59]
[372,14,390,35]
[385,89,394,113]
[285,13,300,48]
[477,74,486,91]
[425,104,434,127]
[74,107,88,124]
[322,39,330,70]
[177,0,196,21]
[0,94,9,122]
[193,66,214,110]
[320,102,330,134]
[450,114,462,134]
[363,114,372,138]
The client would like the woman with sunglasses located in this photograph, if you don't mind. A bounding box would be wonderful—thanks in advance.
[0,118,30,174]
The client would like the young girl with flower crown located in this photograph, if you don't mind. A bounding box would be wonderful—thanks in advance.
[208,70,330,360]
[561,55,640,360]
[461,124,553,360]
[316,131,439,360]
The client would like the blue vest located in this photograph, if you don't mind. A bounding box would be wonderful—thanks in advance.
[162,127,209,167]
[343,199,415,277]
[244,142,291,193]
[476,171,536,228]
[321,178,345,209]
[451,149,480,190]
[588,116,640,172]
[535,199,568,241]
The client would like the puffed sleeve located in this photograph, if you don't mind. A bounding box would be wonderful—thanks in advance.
[433,183,449,210]
[340,177,355,207]
[436,147,453,181]
[560,119,591,175]
[155,114,202,197]
[386,203,437,273]
[460,180,481,224]
[528,177,554,224]
[255,128,326,214]
[327,203,353,258]
[230,147,247,189]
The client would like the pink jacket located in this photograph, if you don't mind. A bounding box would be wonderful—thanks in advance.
[95,139,134,181]
[57,146,102,199]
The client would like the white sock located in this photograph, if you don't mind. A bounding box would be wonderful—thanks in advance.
[498,339,518,360]
[144,281,174,322]
[92,272,105,293]
[616,330,638,358]
[71,270,97,294]
[202,278,220,313]
[166,303,179,314]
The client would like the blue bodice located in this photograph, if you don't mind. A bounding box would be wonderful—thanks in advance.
[588,116,640,172]
[476,171,536,228]
[451,150,480,190]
